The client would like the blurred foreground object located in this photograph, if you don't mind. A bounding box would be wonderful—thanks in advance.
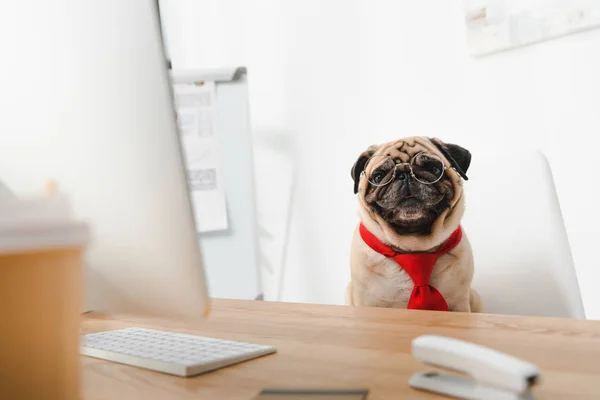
[0,184,90,400]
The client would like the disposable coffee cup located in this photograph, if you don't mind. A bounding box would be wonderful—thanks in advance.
[0,186,90,400]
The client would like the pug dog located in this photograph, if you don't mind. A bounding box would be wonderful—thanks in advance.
[346,136,481,312]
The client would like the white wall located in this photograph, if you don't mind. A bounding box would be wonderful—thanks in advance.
[163,0,600,318]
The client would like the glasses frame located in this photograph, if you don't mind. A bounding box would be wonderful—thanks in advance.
[360,151,450,186]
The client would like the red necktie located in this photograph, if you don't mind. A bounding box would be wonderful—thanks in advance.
[358,223,463,312]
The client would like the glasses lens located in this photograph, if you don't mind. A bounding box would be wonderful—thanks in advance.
[411,152,444,184]
[364,155,395,186]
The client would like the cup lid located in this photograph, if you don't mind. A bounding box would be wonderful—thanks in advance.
[0,191,90,255]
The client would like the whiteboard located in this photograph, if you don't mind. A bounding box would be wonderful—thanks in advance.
[170,67,262,300]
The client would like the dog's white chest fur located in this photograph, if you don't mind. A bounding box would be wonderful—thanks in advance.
[347,228,475,311]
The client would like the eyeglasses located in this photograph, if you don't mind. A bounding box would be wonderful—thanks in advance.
[361,152,448,186]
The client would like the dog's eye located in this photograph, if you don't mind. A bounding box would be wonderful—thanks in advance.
[422,162,442,177]
[428,166,441,176]
[372,171,384,184]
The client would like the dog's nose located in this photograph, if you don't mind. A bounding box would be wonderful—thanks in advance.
[397,172,409,181]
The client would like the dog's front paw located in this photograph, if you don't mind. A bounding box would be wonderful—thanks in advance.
[469,289,482,313]
[345,282,355,306]
[449,289,482,313]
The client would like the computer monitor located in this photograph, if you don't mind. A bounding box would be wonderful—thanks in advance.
[0,0,210,319]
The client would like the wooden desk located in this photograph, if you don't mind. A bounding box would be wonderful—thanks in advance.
[82,299,600,399]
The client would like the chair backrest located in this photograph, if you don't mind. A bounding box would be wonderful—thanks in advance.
[462,150,585,319]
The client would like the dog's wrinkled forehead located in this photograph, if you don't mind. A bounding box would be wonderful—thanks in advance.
[368,137,442,168]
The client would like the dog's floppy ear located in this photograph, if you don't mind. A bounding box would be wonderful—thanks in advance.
[351,145,377,194]
[430,138,471,181]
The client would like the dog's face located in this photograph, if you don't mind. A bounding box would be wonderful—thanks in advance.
[351,137,470,236]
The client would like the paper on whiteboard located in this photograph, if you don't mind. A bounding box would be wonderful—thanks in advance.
[174,81,228,233]
[184,139,228,233]
[174,81,215,137]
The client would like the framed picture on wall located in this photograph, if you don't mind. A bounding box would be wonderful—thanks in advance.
[463,0,600,56]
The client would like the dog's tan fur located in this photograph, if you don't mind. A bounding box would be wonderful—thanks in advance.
[346,136,481,312]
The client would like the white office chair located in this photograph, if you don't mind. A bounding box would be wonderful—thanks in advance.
[462,150,586,319]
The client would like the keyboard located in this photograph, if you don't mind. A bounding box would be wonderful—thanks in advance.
[80,327,276,377]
